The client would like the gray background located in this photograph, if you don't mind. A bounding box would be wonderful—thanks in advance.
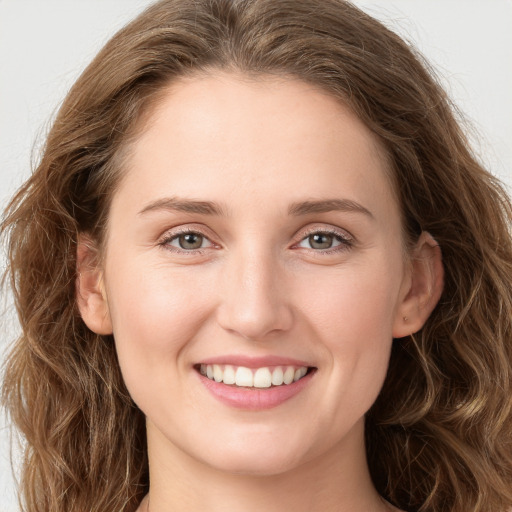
[1,1,511,510]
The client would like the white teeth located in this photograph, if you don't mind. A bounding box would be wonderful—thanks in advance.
[223,364,236,385]
[200,364,310,388]
[213,364,223,382]
[253,367,272,388]
[294,367,307,382]
[271,367,284,386]
[235,366,254,387]
[283,366,295,385]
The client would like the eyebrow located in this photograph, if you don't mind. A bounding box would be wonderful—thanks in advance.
[138,196,373,219]
[288,199,373,218]
[138,197,226,216]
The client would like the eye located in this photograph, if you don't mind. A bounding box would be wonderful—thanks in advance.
[162,231,214,251]
[296,230,351,251]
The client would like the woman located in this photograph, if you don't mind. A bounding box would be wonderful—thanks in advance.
[2,1,511,511]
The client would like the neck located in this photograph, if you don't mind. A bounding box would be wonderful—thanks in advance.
[144,419,390,512]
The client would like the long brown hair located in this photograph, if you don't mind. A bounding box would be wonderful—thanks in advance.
[2,1,512,511]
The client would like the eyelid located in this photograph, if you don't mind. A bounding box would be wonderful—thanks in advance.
[157,224,220,252]
[294,224,354,243]
[291,224,355,252]
[156,223,355,255]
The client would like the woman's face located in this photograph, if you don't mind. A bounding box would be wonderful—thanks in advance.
[85,73,416,475]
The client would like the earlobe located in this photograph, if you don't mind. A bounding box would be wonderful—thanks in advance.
[76,235,113,335]
[393,232,444,338]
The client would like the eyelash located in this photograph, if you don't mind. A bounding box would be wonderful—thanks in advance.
[158,226,354,255]
[158,228,215,255]
[294,227,354,254]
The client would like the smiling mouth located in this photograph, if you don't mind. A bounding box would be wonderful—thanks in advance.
[196,364,315,388]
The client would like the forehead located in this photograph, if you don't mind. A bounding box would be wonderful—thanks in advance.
[114,72,398,221]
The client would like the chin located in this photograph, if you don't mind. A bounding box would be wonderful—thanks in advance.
[195,431,315,477]
[205,449,306,477]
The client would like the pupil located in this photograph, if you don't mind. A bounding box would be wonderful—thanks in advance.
[310,233,333,249]
[180,233,202,249]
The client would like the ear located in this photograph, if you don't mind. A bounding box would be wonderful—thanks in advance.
[392,232,444,338]
[76,235,113,335]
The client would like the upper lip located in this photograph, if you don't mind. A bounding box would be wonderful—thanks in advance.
[196,355,314,368]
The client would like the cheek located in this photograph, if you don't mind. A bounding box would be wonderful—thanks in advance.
[302,275,399,432]
[297,257,404,402]
[300,260,402,345]
[104,262,214,387]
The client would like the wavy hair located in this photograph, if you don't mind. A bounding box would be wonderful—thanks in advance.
[2,1,512,511]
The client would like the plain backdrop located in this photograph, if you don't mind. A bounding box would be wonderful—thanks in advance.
[1,1,511,510]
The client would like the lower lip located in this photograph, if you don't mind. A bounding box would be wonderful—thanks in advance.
[198,370,315,410]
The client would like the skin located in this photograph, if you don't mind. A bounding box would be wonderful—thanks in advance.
[78,72,443,512]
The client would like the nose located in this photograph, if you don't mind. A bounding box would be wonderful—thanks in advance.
[216,249,293,340]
